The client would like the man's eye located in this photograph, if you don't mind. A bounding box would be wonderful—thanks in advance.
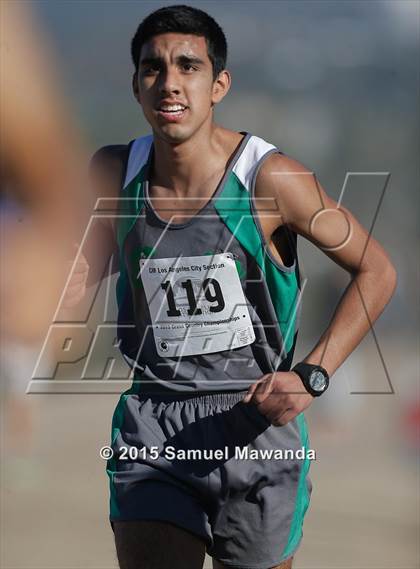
[143,66,160,75]
[182,63,196,72]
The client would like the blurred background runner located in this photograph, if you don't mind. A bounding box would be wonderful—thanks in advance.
[1,1,88,487]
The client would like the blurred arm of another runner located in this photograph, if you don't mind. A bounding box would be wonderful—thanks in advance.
[0,1,89,342]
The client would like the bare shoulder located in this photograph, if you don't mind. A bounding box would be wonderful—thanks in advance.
[90,144,130,199]
[254,151,317,234]
[256,151,315,200]
[91,144,129,168]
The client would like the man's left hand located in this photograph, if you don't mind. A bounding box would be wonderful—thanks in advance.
[243,372,314,426]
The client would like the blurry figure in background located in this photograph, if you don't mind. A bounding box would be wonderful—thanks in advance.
[0,1,88,485]
[398,353,420,454]
[401,400,420,451]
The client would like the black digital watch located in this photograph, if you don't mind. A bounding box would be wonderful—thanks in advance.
[292,362,330,397]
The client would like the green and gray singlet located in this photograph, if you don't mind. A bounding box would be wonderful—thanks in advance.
[116,131,302,392]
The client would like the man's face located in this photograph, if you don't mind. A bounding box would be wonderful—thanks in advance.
[133,33,228,143]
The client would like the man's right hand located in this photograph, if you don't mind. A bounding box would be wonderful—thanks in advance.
[62,245,90,308]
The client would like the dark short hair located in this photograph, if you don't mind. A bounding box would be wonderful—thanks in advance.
[131,4,227,79]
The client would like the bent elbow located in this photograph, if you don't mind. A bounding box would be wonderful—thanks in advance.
[388,263,398,296]
[380,260,398,301]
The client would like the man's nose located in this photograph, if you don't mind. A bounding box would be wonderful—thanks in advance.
[158,66,181,95]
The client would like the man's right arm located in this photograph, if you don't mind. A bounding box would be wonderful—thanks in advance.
[84,144,129,287]
[62,144,129,308]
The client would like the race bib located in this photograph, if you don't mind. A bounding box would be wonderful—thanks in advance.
[139,253,255,357]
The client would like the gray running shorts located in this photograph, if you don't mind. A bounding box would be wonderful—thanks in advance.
[106,388,312,568]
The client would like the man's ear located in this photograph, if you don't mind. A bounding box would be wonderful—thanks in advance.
[211,69,231,105]
[132,72,141,104]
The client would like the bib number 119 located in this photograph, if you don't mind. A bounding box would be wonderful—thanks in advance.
[161,278,225,317]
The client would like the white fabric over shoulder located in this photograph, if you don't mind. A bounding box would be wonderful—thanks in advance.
[232,135,276,191]
[123,135,153,189]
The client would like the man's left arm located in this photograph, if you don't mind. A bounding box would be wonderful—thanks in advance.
[244,153,398,425]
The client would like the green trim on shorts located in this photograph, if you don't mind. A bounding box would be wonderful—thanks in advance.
[280,412,312,560]
[106,388,136,518]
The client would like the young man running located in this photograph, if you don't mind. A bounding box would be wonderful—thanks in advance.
[69,5,397,568]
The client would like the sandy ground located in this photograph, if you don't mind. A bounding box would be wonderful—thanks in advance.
[1,340,419,569]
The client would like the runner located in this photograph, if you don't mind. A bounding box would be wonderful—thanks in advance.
[66,5,397,568]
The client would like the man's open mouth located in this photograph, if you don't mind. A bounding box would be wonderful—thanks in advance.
[158,104,187,113]
[156,104,189,120]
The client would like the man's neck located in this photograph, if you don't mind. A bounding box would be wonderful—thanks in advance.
[150,124,237,196]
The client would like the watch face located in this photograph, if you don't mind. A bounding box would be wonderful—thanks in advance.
[309,370,327,392]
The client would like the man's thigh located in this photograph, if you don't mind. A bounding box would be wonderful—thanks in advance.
[113,520,206,569]
[212,556,293,569]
